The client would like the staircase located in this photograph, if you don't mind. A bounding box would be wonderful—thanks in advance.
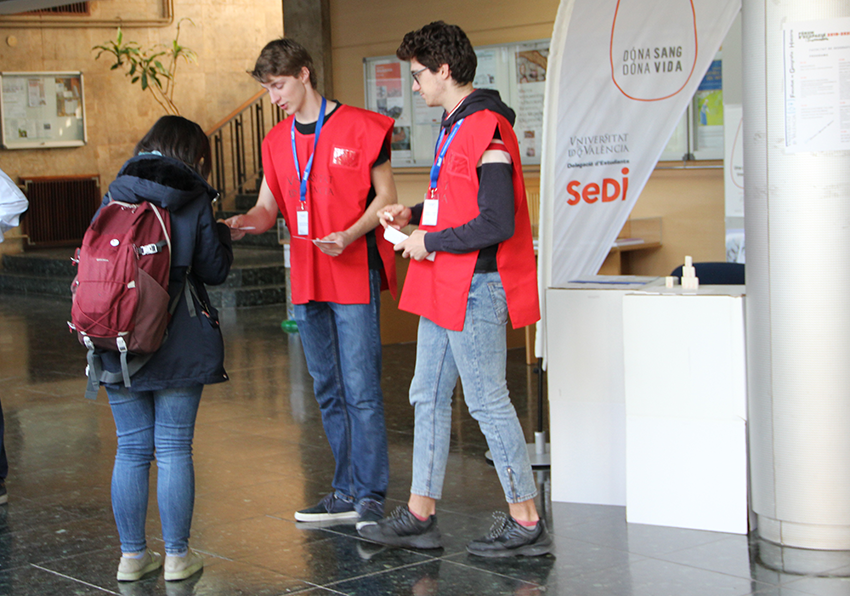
[0,212,289,310]
[1,92,290,308]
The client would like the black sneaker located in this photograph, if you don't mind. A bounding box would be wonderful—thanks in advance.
[0,479,7,505]
[466,512,552,557]
[355,498,384,531]
[294,492,358,522]
[357,505,442,549]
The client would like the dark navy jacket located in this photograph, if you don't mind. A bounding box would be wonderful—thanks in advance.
[96,154,233,390]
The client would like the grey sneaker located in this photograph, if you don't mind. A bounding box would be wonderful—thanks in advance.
[0,479,6,505]
[355,498,384,530]
[357,505,442,549]
[164,548,203,581]
[295,492,358,522]
[466,512,552,557]
[116,549,163,581]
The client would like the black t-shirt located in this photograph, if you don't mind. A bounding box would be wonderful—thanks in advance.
[294,102,388,270]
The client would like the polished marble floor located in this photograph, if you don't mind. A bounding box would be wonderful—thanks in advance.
[0,293,847,595]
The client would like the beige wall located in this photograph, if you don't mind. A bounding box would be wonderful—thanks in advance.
[0,0,282,195]
[625,164,727,276]
[330,0,560,108]
[1,0,728,278]
[329,0,727,278]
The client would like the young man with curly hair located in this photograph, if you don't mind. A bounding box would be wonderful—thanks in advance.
[358,21,551,558]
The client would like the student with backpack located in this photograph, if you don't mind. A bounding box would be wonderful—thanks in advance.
[85,116,233,582]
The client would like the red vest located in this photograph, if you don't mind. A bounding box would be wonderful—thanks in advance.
[399,110,540,331]
[262,105,397,304]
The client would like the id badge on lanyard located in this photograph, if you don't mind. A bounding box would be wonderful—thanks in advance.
[422,196,439,226]
[297,209,309,236]
[426,118,464,227]
[292,97,327,238]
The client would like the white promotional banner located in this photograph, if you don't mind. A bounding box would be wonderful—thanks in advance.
[537,0,740,361]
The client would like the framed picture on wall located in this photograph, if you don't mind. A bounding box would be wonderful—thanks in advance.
[1,71,87,149]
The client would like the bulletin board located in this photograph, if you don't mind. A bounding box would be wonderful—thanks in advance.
[364,39,549,167]
[1,71,87,149]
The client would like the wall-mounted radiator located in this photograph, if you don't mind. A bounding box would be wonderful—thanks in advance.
[20,175,101,248]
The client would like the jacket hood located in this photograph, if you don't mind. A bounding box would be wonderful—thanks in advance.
[443,88,516,128]
[107,154,217,212]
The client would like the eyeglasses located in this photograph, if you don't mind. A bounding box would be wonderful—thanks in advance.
[411,67,428,84]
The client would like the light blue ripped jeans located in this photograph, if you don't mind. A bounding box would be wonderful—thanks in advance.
[409,272,537,504]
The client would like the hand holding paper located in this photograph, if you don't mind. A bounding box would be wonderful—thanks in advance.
[379,204,411,230]
[313,231,350,257]
[383,227,434,261]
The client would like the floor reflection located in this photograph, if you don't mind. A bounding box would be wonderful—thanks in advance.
[0,293,848,595]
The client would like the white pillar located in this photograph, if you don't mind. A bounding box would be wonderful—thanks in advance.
[744,0,850,550]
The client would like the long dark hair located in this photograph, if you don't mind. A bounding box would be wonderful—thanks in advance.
[134,115,212,179]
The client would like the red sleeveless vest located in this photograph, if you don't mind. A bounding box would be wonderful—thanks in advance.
[262,105,397,304]
[398,110,540,331]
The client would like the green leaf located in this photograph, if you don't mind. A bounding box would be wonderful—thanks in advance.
[93,21,197,114]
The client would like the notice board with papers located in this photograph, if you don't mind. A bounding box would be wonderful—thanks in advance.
[364,40,549,167]
[1,71,87,149]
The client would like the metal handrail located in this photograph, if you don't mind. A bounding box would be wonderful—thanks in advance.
[206,89,284,211]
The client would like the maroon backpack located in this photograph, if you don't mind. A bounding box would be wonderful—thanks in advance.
[69,198,174,398]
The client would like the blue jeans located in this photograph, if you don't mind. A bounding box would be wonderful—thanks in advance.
[293,269,388,511]
[409,272,537,504]
[107,385,202,554]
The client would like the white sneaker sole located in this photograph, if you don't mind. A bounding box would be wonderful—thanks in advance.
[294,510,359,523]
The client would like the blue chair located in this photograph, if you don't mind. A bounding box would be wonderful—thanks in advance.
[670,262,745,285]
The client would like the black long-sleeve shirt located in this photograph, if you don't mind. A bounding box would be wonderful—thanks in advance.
[415,89,518,272]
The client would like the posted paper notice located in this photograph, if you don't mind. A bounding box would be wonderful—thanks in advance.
[784,17,850,153]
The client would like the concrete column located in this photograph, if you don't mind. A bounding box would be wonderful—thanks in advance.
[282,0,333,98]
[744,0,850,550]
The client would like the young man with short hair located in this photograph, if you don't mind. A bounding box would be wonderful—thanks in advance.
[226,39,397,527]
[358,22,551,557]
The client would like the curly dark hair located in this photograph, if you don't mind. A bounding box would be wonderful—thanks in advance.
[135,115,212,179]
[249,38,317,88]
[396,21,477,86]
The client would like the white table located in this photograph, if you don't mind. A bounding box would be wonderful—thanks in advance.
[546,278,659,506]
[622,286,747,534]
[546,280,748,533]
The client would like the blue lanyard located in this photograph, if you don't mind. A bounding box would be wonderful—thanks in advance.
[291,96,327,205]
[429,118,464,193]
